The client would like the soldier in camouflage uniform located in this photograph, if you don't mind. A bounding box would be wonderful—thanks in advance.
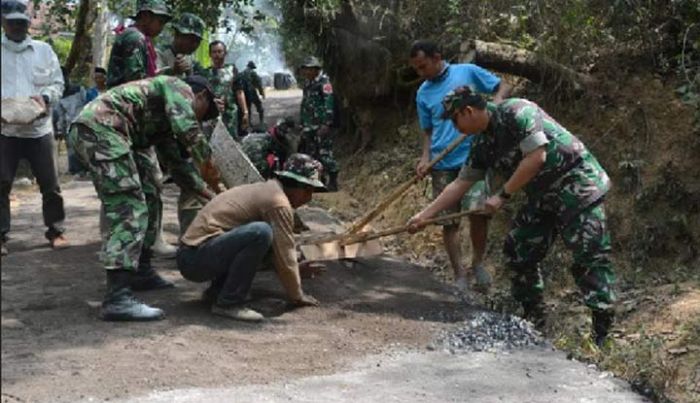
[298,56,339,191]
[68,75,220,321]
[241,117,298,179]
[155,12,206,78]
[204,40,248,139]
[409,86,616,346]
[106,0,171,88]
[106,0,176,258]
[239,61,265,126]
[153,12,211,234]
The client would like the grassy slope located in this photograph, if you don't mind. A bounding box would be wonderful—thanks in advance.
[313,72,700,402]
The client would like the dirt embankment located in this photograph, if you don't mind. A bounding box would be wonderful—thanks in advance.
[316,71,700,402]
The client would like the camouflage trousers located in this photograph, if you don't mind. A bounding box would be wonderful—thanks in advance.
[299,128,338,175]
[504,201,616,312]
[68,124,162,271]
[221,100,239,140]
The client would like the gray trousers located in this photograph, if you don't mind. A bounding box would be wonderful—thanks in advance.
[0,134,65,241]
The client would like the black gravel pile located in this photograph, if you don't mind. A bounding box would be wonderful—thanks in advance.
[432,311,546,353]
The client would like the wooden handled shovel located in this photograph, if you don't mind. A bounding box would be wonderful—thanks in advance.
[299,209,483,261]
[343,133,469,237]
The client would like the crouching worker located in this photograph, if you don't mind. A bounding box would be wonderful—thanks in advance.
[177,153,325,322]
[408,87,616,346]
[68,75,221,321]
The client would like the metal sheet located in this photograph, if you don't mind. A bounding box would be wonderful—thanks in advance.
[209,119,263,188]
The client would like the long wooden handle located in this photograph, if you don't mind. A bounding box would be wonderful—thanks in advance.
[344,133,469,236]
[341,209,482,245]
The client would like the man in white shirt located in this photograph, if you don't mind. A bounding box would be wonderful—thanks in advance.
[1,0,68,256]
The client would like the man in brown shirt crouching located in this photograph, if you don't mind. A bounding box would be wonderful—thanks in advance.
[178,153,325,322]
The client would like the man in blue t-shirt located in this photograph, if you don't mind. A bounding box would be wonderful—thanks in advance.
[410,40,511,292]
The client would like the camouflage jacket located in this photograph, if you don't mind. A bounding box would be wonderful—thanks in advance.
[203,65,243,108]
[241,132,289,178]
[460,99,611,221]
[239,67,263,96]
[72,76,211,194]
[300,74,334,130]
[106,27,153,88]
[155,43,206,78]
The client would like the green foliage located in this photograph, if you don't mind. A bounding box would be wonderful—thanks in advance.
[194,30,211,67]
[36,1,256,34]
[34,34,72,65]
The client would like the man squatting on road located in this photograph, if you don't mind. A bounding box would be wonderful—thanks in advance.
[177,154,326,322]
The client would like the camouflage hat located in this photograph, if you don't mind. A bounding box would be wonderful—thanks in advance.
[171,12,205,39]
[300,56,322,69]
[247,61,257,69]
[275,153,326,191]
[277,116,296,129]
[184,75,219,121]
[1,0,30,21]
[131,0,172,20]
[440,86,486,119]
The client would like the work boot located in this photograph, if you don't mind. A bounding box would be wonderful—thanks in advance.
[522,298,546,330]
[101,270,164,321]
[153,228,177,259]
[592,310,614,347]
[211,305,264,322]
[131,250,175,291]
[327,172,339,192]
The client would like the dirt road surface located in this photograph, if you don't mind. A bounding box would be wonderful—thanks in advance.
[1,90,647,403]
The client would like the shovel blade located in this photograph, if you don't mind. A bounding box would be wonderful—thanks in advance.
[300,239,384,261]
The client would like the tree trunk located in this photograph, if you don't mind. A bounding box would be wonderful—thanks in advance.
[64,0,98,81]
[460,40,595,93]
[91,0,109,69]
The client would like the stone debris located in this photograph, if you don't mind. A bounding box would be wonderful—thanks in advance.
[432,311,546,353]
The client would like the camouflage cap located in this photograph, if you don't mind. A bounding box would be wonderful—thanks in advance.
[1,0,30,21]
[275,153,326,191]
[300,56,322,69]
[183,75,219,121]
[131,0,172,20]
[247,61,257,69]
[440,86,486,119]
[277,116,296,129]
[171,12,205,39]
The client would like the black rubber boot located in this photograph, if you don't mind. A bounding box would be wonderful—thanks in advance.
[522,297,547,330]
[101,270,164,321]
[131,249,175,291]
[327,172,339,192]
[592,310,614,347]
